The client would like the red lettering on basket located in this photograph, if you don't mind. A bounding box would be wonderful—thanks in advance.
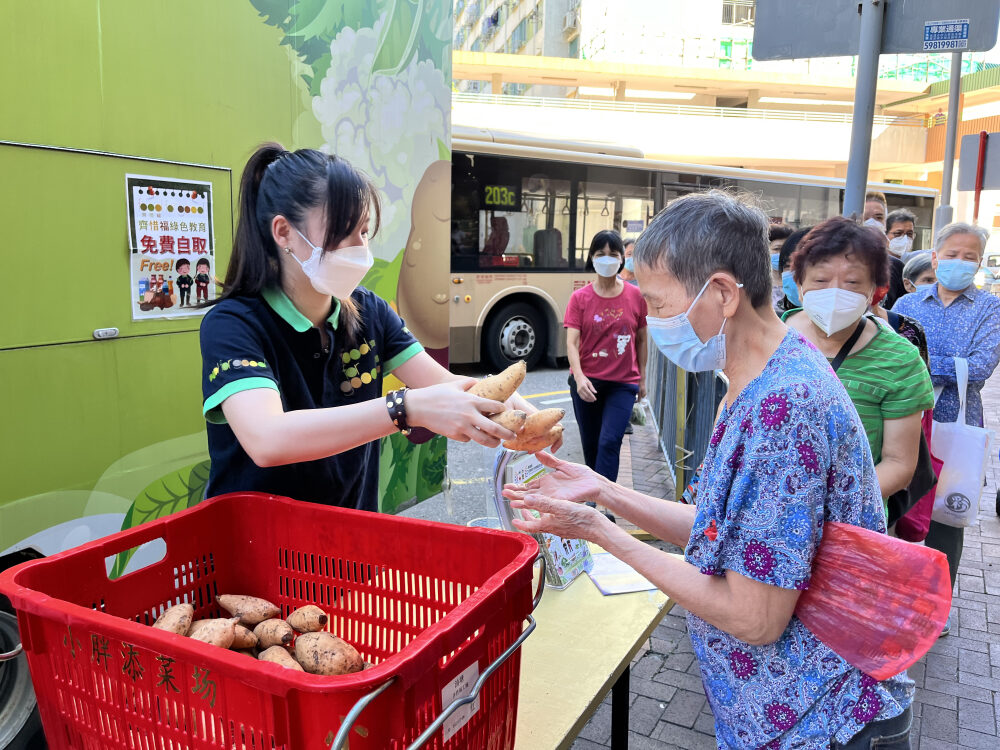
[191,666,216,707]
[156,656,180,693]
[121,643,144,682]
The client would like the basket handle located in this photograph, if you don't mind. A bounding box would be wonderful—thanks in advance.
[329,552,545,750]
[0,643,23,662]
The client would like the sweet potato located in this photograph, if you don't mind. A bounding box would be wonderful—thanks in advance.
[469,361,526,404]
[258,645,304,671]
[294,631,364,676]
[254,618,294,648]
[187,617,240,648]
[287,605,328,633]
[520,408,564,438]
[503,424,564,453]
[216,594,280,627]
[232,624,258,650]
[490,410,527,432]
[152,603,194,635]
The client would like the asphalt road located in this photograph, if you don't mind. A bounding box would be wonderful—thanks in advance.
[400,364,584,527]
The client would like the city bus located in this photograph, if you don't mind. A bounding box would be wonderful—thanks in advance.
[449,128,939,371]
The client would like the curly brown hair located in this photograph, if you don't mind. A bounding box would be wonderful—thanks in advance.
[790,216,889,289]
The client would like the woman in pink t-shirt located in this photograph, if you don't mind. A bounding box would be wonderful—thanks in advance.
[564,230,648,482]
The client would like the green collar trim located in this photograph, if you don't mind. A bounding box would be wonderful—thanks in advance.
[262,287,340,332]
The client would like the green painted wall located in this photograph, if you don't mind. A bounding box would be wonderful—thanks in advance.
[1,1,451,554]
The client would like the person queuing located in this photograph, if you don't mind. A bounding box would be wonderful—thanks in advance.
[782,217,934,514]
[862,192,906,309]
[886,209,918,261]
[620,237,639,286]
[564,230,647,483]
[775,227,811,313]
[768,223,794,310]
[901,252,936,295]
[893,222,1000,634]
[508,192,913,749]
[198,143,542,509]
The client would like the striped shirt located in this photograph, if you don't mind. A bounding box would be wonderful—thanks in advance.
[782,313,935,466]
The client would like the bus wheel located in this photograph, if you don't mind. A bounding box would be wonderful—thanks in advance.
[484,302,547,372]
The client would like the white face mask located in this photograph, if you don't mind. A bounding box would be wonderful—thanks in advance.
[887,235,913,257]
[290,228,373,298]
[802,287,870,337]
[863,217,886,232]
[593,256,621,277]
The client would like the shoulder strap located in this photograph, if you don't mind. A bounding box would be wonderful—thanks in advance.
[830,318,867,372]
[955,357,969,424]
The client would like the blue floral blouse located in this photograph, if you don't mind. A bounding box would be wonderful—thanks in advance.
[686,330,913,749]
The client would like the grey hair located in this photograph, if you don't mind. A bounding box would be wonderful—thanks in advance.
[902,251,933,283]
[886,208,917,231]
[633,189,771,307]
[934,222,989,255]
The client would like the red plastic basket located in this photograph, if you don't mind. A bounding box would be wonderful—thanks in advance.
[0,493,541,750]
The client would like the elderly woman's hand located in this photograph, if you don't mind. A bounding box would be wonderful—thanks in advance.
[509,493,611,542]
[502,451,607,506]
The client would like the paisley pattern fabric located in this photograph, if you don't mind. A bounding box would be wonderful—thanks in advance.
[685,330,913,749]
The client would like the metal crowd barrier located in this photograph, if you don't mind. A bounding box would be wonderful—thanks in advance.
[646,346,727,499]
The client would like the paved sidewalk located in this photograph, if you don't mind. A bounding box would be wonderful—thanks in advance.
[574,374,1000,749]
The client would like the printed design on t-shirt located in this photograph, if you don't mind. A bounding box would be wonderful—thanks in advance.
[340,338,382,396]
[592,306,624,325]
[616,333,632,356]
[209,358,269,382]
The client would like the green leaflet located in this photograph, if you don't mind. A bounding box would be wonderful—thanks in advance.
[109,460,211,579]
[371,0,422,77]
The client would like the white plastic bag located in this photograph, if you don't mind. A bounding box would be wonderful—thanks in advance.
[931,358,993,527]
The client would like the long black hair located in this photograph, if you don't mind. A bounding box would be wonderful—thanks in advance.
[211,142,381,344]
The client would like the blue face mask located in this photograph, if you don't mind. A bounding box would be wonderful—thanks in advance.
[935,258,979,292]
[646,279,742,372]
[770,254,781,271]
[624,257,635,273]
[781,270,801,306]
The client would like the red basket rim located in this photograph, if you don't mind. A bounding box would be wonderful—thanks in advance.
[0,492,539,694]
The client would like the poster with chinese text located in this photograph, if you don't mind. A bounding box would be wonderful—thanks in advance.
[126,174,215,320]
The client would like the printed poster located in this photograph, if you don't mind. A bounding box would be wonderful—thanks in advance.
[126,174,215,320]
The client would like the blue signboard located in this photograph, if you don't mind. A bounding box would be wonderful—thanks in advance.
[924,19,970,51]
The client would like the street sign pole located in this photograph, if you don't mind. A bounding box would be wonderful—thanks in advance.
[843,0,886,220]
[935,51,964,230]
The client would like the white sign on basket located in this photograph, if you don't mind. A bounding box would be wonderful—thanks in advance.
[441,661,480,742]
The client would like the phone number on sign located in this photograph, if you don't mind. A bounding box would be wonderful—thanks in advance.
[924,40,968,51]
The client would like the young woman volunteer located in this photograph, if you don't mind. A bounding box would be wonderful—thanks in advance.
[200,143,527,510]
[564,230,647,483]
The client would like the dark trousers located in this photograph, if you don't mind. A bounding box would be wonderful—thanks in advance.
[569,375,638,483]
[830,706,911,749]
[925,520,964,591]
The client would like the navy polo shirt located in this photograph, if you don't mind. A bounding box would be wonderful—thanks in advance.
[199,286,423,510]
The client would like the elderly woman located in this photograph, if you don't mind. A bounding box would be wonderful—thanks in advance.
[784,217,935,506]
[901,252,935,294]
[505,192,914,749]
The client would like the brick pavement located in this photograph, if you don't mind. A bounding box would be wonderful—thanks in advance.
[573,374,1000,749]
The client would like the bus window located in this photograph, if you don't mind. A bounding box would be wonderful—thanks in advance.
[577,182,655,256]
[520,176,572,270]
[799,186,840,227]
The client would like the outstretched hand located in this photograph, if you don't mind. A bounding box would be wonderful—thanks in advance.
[502,451,608,506]
[509,493,609,542]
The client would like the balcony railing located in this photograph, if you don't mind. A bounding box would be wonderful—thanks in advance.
[452,92,926,127]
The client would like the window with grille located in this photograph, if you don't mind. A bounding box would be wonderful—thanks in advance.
[722,0,755,26]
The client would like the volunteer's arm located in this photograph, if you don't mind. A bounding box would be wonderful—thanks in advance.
[221,382,512,467]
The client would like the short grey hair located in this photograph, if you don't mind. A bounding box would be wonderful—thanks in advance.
[902,251,933,283]
[633,190,771,307]
[934,222,989,256]
[886,208,917,232]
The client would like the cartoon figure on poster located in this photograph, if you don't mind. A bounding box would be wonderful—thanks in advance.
[176,258,193,307]
[126,174,215,320]
[195,258,211,304]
